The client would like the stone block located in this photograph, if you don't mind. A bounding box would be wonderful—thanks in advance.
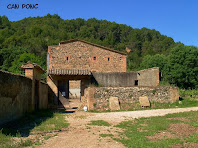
[109,97,120,110]
[169,87,179,103]
[139,96,150,107]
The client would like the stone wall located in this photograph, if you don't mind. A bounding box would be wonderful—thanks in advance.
[39,82,48,109]
[137,67,159,87]
[92,72,137,87]
[84,86,179,111]
[69,80,81,89]
[48,40,127,72]
[0,71,32,125]
[0,70,50,125]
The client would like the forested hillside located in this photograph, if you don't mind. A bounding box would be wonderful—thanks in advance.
[0,14,197,89]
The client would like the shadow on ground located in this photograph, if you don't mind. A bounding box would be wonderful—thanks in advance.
[0,110,55,137]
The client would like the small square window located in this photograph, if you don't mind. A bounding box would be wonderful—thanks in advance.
[93,56,96,60]
[65,56,70,61]
[108,57,110,61]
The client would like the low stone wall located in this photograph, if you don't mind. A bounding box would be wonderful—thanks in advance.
[85,86,179,111]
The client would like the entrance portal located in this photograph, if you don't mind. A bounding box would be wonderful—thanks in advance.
[69,80,81,99]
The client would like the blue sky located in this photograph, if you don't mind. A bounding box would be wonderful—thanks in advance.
[0,0,197,47]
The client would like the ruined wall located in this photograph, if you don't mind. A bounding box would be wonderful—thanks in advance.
[137,67,159,87]
[92,72,137,87]
[48,41,126,72]
[85,86,179,111]
[0,71,32,125]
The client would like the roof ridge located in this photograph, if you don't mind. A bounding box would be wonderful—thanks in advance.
[58,39,127,55]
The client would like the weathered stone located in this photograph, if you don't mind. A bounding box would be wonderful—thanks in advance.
[0,70,49,125]
[109,97,120,110]
[139,96,150,107]
[84,86,179,111]
[169,87,179,103]
[48,40,127,73]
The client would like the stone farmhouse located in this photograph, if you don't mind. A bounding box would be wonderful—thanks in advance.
[46,39,167,109]
[47,39,127,100]
[0,39,179,125]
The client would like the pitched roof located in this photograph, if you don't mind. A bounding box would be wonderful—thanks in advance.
[57,39,127,55]
[48,69,91,75]
[20,61,45,74]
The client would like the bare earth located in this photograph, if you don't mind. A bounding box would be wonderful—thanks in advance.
[38,107,198,148]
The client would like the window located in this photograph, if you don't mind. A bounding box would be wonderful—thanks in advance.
[108,57,110,61]
[93,56,96,60]
[65,56,70,61]
[120,57,122,61]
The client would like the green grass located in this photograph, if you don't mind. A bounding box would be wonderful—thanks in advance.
[0,109,69,148]
[99,134,113,137]
[180,89,198,98]
[88,120,111,126]
[115,111,198,148]
[0,130,15,148]
[31,112,68,133]
[44,136,51,140]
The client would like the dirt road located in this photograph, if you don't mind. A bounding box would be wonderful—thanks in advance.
[38,107,198,148]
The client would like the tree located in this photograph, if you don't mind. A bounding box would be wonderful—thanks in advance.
[8,53,43,74]
[140,54,167,72]
[165,45,198,89]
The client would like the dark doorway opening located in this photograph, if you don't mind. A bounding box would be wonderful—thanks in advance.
[135,80,138,86]
[58,80,69,99]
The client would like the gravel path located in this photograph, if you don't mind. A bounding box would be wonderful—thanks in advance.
[90,107,198,124]
[38,107,198,148]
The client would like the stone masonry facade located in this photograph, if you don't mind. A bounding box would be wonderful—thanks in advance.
[48,39,127,73]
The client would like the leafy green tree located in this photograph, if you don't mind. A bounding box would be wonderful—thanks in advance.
[8,53,43,74]
[140,54,167,72]
[0,47,27,70]
[165,45,198,89]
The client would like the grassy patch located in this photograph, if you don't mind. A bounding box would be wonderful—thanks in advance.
[73,115,87,119]
[20,139,32,147]
[44,135,51,140]
[89,120,111,126]
[0,109,69,147]
[0,130,15,148]
[180,89,198,98]
[100,133,113,137]
[115,111,198,148]
[31,112,68,133]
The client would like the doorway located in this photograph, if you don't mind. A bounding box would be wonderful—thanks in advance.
[69,80,81,99]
